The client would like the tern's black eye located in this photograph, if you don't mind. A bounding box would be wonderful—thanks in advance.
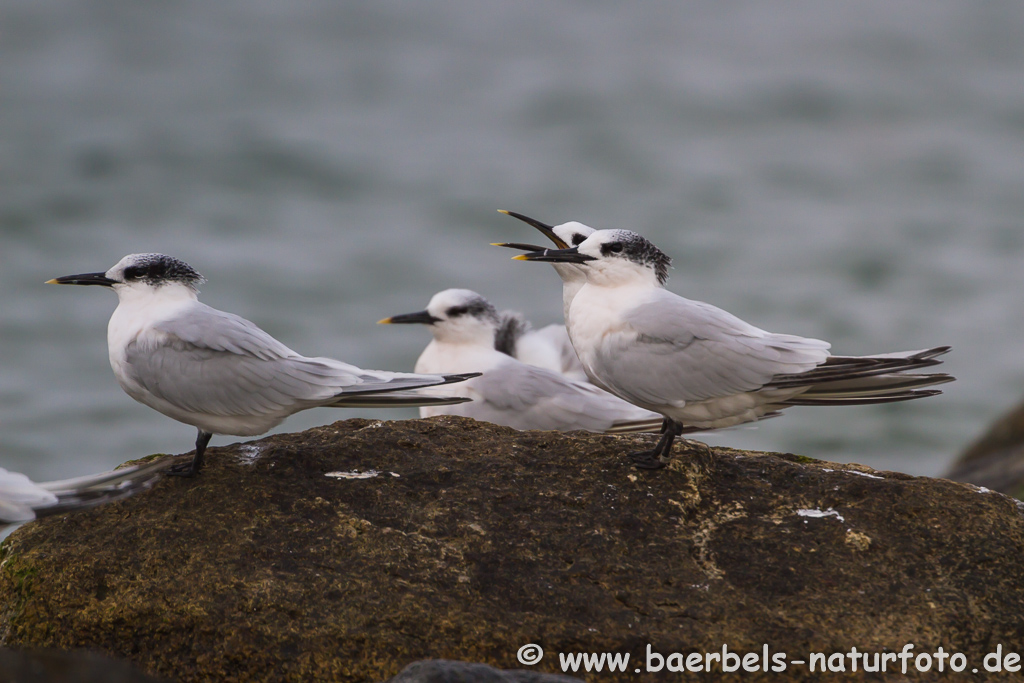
[446,306,468,318]
[605,242,624,254]
[571,233,586,246]
[123,265,146,280]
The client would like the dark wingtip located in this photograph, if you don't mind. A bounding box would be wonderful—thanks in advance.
[916,345,952,360]
[442,372,482,385]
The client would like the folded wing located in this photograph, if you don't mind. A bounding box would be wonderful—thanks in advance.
[606,290,830,406]
[126,303,470,419]
[463,361,663,433]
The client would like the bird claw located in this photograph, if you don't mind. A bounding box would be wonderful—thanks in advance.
[629,450,667,470]
[167,461,199,478]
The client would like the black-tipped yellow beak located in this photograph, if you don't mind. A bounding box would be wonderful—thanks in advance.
[490,241,550,252]
[497,210,570,249]
[378,310,442,325]
[512,246,596,264]
[46,272,117,287]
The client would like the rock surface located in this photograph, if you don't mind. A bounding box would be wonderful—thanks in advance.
[2,416,1024,682]
[947,399,1024,497]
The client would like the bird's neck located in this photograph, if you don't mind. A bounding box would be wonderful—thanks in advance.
[108,284,199,350]
[584,265,662,289]
[430,324,497,348]
[114,283,199,309]
[567,279,653,337]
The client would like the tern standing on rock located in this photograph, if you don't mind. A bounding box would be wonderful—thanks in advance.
[511,222,953,469]
[48,254,477,476]
[380,288,667,434]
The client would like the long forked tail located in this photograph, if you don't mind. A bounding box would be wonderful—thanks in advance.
[767,346,953,406]
[331,372,481,399]
[327,372,480,408]
[34,456,174,519]
[329,392,473,408]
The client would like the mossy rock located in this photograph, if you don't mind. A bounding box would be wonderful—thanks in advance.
[2,417,1023,682]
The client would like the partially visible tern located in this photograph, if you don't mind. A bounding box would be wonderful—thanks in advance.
[380,288,668,434]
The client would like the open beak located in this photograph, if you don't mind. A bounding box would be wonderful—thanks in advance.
[511,246,596,264]
[490,241,550,252]
[378,310,442,325]
[497,210,570,249]
[45,272,117,287]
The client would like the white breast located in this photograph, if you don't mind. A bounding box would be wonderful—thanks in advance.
[565,283,642,379]
[106,284,198,400]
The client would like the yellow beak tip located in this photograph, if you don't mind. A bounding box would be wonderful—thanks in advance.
[44,279,60,285]
[497,209,509,215]
[489,242,507,247]
[511,254,529,261]
[377,318,393,325]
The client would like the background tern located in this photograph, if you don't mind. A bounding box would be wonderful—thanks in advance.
[493,310,587,381]
[514,226,953,469]
[380,288,667,434]
[48,254,477,476]
[489,210,597,381]
[495,210,596,321]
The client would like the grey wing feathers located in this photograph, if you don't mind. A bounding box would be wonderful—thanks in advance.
[157,302,296,360]
[613,292,830,404]
[769,346,953,405]
[36,457,173,518]
[766,346,951,388]
[0,458,172,523]
[614,293,949,407]
[134,304,465,418]
[468,362,661,432]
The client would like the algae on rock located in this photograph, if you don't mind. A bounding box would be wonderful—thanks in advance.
[1,416,1023,682]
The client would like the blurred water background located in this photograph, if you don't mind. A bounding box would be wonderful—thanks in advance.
[2,0,1023,481]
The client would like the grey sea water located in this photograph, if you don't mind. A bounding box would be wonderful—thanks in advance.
[2,0,1023,481]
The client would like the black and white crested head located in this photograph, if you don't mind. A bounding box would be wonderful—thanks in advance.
[418,289,502,346]
[580,230,672,285]
[426,289,499,325]
[382,289,503,346]
[108,253,206,290]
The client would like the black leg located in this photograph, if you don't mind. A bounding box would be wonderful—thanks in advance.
[629,419,681,470]
[169,430,213,477]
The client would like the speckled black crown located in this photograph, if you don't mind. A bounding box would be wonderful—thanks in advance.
[603,233,672,285]
[445,295,499,324]
[122,254,205,289]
